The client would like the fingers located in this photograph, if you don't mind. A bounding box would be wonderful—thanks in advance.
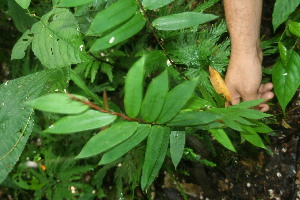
[258,103,270,112]
[258,82,273,94]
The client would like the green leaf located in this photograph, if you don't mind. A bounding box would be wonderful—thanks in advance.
[57,0,95,7]
[152,12,218,30]
[15,0,31,9]
[230,99,264,109]
[26,93,89,114]
[11,30,34,60]
[222,118,243,131]
[44,110,117,134]
[288,21,300,37]
[86,0,137,35]
[209,129,236,152]
[30,8,87,68]
[156,78,198,124]
[142,0,173,10]
[90,13,146,51]
[166,111,219,126]
[141,126,170,190]
[272,0,300,31]
[0,69,65,184]
[124,56,145,118]
[170,131,185,169]
[184,95,212,110]
[240,126,266,148]
[248,120,273,134]
[141,70,168,122]
[229,108,271,120]
[278,42,290,66]
[76,122,138,159]
[99,124,151,165]
[272,51,300,113]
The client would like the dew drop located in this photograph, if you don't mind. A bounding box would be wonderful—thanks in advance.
[109,37,115,44]
[79,44,84,51]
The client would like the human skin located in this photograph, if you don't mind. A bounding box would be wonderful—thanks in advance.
[223,0,274,112]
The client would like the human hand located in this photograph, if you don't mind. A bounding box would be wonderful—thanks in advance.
[225,54,274,112]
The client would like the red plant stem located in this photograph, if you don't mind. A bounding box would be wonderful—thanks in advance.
[66,93,146,123]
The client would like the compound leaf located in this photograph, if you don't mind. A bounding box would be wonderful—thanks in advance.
[76,122,138,159]
[241,126,266,149]
[166,110,219,126]
[142,0,173,10]
[124,56,145,118]
[141,70,168,122]
[170,131,185,169]
[209,129,236,152]
[90,13,146,51]
[153,12,218,30]
[26,93,89,114]
[99,124,151,165]
[141,126,170,190]
[87,0,137,36]
[156,78,198,124]
[45,110,117,134]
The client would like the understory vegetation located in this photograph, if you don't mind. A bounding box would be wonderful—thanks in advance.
[0,0,299,199]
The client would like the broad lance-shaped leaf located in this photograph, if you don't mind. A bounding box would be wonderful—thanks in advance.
[170,131,185,169]
[272,51,300,113]
[241,126,266,149]
[124,56,145,118]
[152,12,218,31]
[26,93,89,114]
[142,0,173,10]
[209,129,236,152]
[87,0,137,36]
[156,77,198,124]
[0,69,66,184]
[272,0,300,31]
[44,110,117,134]
[15,0,31,9]
[90,13,146,51]
[141,126,170,190]
[58,0,95,7]
[12,8,88,68]
[141,70,168,122]
[167,111,220,127]
[76,122,138,159]
[99,124,151,165]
